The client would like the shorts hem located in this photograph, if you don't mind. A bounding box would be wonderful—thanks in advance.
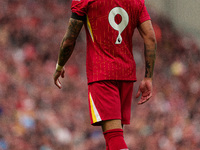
[91,118,130,126]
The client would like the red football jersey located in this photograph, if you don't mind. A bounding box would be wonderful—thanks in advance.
[71,0,151,83]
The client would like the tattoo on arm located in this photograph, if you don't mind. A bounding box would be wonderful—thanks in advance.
[144,44,157,78]
[58,18,84,66]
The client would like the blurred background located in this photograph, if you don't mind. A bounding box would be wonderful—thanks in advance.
[0,0,199,150]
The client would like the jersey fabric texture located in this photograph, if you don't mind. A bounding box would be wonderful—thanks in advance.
[71,0,151,84]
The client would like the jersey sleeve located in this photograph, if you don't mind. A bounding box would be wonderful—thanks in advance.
[138,2,151,25]
[71,0,88,16]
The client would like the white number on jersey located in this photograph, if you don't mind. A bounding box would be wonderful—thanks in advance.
[108,7,129,44]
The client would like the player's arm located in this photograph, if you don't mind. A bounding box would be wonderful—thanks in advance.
[136,20,157,104]
[54,14,85,89]
[138,20,156,78]
[57,18,84,66]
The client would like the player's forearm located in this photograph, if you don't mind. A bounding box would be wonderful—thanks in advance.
[144,43,156,78]
[57,18,84,67]
[57,39,75,66]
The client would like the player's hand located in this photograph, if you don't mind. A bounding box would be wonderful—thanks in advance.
[136,78,153,105]
[53,68,65,89]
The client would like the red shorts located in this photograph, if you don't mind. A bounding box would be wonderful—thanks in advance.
[88,80,134,126]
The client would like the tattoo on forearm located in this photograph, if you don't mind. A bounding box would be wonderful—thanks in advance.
[144,44,157,78]
[58,18,84,66]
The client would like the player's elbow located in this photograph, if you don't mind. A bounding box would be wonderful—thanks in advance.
[144,32,157,46]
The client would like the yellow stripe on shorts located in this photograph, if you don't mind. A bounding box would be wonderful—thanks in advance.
[89,93,101,124]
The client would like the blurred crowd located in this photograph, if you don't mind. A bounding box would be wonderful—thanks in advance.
[0,0,199,150]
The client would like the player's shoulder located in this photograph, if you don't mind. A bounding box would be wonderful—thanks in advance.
[72,0,96,3]
[71,0,96,10]
[134,0,145,5]
[133,0,145,8]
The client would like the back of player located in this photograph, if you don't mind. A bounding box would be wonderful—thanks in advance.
[72,0,150,83]
[54,0,155,149]
[71,1,151,150]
